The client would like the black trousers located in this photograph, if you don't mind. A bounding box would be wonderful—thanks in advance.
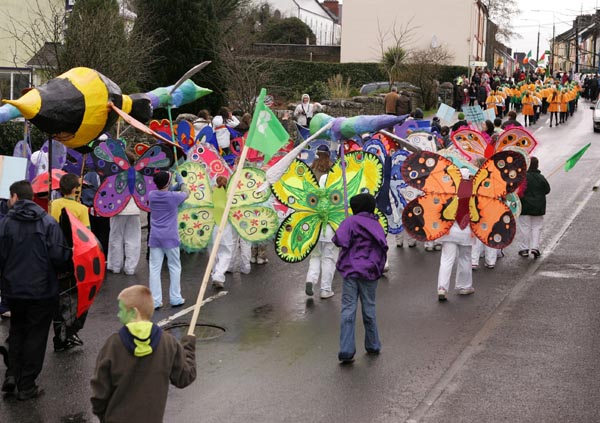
[7,297,57,391]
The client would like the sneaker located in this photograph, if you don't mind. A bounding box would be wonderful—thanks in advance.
[250,256,257,264]
[471,264,479,270]
[458,287,475,295]
[366,348,380,355]
[320,290,334,299]
[54,339,77,352]
[0,310,10,318]
[484,264,495,269]
[518,250,529,258]
[212,281,224,290]
[396,243,403,248]
[434,244,442,251]
[154,303,163,310]
[240,267,251,275]
[338,355,355,364]
[438,288,448,301]
[531,249,541,259]
[171,299,186,308]
[383,262,389,273]
[68,334,84,346]
[408,242,417,248]
[124,271,135,276]
[1,376,15,393]
[425,247,434,252]
[256,257,268,265]
[305,282,314,296]
[17,386,44,401]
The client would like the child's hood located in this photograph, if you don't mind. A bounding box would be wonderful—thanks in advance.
[118,321,162,357]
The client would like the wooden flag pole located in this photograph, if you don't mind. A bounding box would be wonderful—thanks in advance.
[187,144,250,335]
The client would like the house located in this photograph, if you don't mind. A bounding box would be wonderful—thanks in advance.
[0,0,136,101]
[340,0,488,68]
[259,0,341,45]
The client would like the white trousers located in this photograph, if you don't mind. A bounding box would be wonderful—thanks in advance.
[394,232,416,247]
[211,224,234,283]
[306,241,339,292]
[471,238,497,267]
[227,232,252,274]
[107,214,141,274]
[518,215,544,251]
[438,242,472,291]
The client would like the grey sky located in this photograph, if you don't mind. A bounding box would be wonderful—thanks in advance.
[512,0,600,58]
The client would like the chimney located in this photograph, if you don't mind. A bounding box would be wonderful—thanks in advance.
[323,0,340,18]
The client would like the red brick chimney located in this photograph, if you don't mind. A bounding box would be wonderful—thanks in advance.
[322,0,340,18]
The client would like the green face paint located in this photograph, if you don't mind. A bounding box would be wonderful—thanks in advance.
[118,300,136,325]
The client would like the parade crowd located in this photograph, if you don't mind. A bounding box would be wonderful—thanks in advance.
[0,71,570,421]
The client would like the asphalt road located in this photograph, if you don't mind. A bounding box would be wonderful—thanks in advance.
[1,102,600,423]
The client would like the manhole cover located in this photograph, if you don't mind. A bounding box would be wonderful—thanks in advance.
[164,323,226,341]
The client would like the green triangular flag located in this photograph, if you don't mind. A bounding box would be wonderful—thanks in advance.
[564,143,591,172]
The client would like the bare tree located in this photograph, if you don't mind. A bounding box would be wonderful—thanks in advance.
[404,45,454,110]
[0,0,66,81]
[375,17,418,86]
[215,1,276,114]
[484,0,520,43]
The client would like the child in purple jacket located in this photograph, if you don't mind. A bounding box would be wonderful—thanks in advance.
[332,193,388,363]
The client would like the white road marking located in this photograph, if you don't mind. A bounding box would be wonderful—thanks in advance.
[157,290,229,327]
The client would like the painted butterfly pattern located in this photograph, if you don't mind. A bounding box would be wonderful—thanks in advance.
[177,161,279,252]
[400,150,526,249]
[271,151,387,263]
[92,139,174,217]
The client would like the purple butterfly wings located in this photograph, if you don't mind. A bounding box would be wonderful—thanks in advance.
[92,139,173,217]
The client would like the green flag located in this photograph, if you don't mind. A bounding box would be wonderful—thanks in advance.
[564,143,591,172]
[245,88,289,161]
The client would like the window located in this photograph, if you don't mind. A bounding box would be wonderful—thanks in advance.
[0,70,32,101]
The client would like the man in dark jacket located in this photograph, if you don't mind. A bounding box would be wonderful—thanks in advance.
[0,180,72,400]
[397,91,412,116]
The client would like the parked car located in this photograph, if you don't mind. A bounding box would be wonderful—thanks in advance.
[359,82,419,95]
[590,100,600,132]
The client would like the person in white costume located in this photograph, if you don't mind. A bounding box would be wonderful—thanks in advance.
[436,168,475,301]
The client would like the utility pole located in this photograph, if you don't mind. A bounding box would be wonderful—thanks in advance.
[575,16,580,73]
[536,25,540,66]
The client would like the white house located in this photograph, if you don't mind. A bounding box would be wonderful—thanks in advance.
[260,0,341,45]
[340,0,488,67]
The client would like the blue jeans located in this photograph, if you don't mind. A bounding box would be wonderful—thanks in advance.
[339,277,381,360]
[149,247,184,308]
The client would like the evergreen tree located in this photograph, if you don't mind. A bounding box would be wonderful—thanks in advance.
[133,0,245,115]
[61,0,155,92]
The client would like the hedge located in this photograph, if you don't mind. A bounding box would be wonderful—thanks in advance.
[262,59,469,102]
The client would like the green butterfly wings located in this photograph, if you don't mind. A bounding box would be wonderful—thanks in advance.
[271,151,385,263]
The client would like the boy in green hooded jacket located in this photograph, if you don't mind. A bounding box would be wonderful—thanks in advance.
[91,285,196,423]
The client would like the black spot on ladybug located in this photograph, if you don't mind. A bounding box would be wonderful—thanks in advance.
[261,228,269,234]
[88,285,97,301]
[93,257,101,275]
[76,229,89,242]
[76,265,86,282]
